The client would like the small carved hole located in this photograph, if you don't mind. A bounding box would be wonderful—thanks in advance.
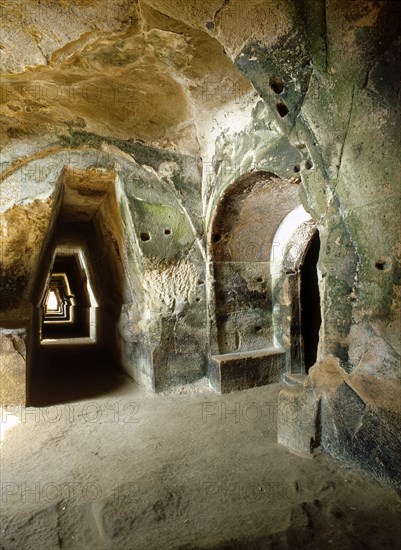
[140,232,150,242]
[164,228,171,235]
[212,233,221,243]
[269,76,284,94]
[255,326,263,333]
[276,102,289,118]
[375,258,391,271]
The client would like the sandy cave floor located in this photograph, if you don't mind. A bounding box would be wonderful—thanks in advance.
[1,363,401,550]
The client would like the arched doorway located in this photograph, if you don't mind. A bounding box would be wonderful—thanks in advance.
[270,206,321,374]
[300,231,321,372]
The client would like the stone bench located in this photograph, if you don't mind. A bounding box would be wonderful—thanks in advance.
[209,347,286,393]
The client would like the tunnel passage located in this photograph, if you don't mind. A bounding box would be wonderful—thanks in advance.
[29,236,127,407]
[300,231,321,372]
[27,168,133,406]
[41,253,93,341]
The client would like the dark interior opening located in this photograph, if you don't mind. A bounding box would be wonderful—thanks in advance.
[29,342,127,407]
[276,101,289,118]
[300,231,321,372]
[269,75,284,94]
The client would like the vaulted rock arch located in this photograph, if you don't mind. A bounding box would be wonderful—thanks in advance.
[207,170,321,392]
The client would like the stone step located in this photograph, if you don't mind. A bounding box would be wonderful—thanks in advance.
[209,347,286,393]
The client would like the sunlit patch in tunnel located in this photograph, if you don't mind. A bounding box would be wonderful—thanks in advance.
[45,290,60,312]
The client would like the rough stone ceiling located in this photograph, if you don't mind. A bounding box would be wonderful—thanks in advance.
[0,0,264,156]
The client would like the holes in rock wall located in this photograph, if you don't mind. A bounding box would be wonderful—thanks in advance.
[255,326,262,333]
[140,232,151,242]
[269,76,284,94]
[276,101,289,118]
[293,165,300,173]
[375,257,391,271]
[196,280,204,304]
[305,159,313,170]
[212,233,221,243]
[7,127,19,137]
[164,228,171,235]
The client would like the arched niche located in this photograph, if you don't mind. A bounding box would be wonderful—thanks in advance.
[208,171,306,392]
[209,171,301,355]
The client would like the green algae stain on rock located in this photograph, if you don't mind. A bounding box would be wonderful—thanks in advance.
[130,199,195,261]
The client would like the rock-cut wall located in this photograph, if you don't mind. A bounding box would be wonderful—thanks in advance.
[0,0,400,486]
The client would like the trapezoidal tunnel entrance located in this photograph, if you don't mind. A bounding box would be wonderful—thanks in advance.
[27,168,132,406]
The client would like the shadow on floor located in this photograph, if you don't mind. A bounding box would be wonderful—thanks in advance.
[28,342,132,406]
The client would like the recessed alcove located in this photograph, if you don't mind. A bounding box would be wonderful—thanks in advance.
[208,172,322,391]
